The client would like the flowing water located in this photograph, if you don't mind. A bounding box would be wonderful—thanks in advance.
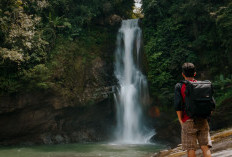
[0,143,165,157]
[114,19,154,144]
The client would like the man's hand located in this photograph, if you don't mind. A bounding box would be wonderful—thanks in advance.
[179,119,184,126]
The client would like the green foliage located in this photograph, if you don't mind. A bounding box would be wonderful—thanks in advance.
[143,0,232,106]
[21,64,51,90]
[0,0,133,96]
[48,27,116,104]
[0,0,49,94]
[144,17,197,96]
[213,74,232,106]
[215,2,232,69]
[0,73,22,94]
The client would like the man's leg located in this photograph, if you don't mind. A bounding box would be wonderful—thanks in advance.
[201,145,211,157]
[188,150,196,157]
[182,120,198,156]
[196,119,212,157]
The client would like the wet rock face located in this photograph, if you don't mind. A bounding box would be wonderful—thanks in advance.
[149,112,181,148]
[0,94,115,145]
[108,15,122,26]
[210,97,232,130]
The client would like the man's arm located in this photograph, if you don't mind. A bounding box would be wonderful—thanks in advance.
[174,83,183,125]
[176,111,183,125]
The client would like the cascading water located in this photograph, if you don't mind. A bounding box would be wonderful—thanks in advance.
[114,19,154,144]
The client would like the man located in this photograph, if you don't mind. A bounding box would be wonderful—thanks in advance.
[174,63,213,157]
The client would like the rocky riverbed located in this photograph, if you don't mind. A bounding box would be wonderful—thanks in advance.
[149,128,232,157]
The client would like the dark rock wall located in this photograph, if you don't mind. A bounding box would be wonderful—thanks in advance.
[210,97,232,130]
[0,93,115,145]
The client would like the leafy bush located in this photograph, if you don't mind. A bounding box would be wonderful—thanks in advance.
[213,74,232,106]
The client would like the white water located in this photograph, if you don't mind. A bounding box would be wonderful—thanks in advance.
[114,19,154,144]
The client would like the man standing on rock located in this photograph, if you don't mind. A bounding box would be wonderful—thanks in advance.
[174,63,215,157]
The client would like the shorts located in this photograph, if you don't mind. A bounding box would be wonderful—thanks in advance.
[181,118,212,151]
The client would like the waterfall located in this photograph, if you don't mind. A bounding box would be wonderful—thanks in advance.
[114,19,154,144]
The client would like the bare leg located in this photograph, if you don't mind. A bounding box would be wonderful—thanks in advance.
[188,150,196,157]
[201,145,211,157]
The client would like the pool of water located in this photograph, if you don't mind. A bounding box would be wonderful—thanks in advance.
[0,143,166,157]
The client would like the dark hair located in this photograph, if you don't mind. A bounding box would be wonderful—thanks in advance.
[182,62,196,77]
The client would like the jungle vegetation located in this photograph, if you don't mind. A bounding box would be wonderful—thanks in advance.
[0,0,232,108]
[142,0,232,107]
[0,0,134,99]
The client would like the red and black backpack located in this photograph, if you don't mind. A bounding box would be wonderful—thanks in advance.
[181,80,216,118]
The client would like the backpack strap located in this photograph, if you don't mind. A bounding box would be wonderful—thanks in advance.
[178,81,188,118]
[180,80,191,96]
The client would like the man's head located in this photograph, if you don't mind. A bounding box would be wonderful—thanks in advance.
[182,62,196,78]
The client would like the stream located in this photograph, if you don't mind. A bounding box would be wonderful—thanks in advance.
[0,143,166,157]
